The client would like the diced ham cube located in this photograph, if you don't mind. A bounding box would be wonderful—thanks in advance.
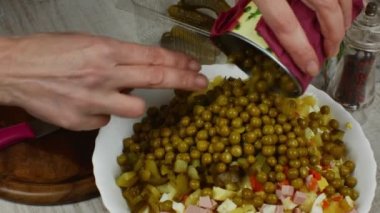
[293,191,307,205]
[185,205,211,213]
[276,189,285,201]
[275,205,284,213]
[281,185,295,196]
[211,199,218,210]
[198,196,213,209]
[349,209,358,213]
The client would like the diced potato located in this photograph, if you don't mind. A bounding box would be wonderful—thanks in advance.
[242,204,256,213]
[317,177,329,192]
[302,95,317,106]
[157,183,177,200]
[213,187,236,201]
[310,193,326,213]
[174,159,188,173]
[260,204,277,213]
[116,171,138,188]
[323,201,346,213]
[282,197,297,210]
[229,207,245,213]
[187,165,200,180]
[299,192,317,212]
[184,189,201,206]
[345,196,354,208]
[305,128,315,140]
[217,199,237,213]
[172,201,185,213]
[339,198,354,212]
[312,133,323,147]
[191,160,201,168]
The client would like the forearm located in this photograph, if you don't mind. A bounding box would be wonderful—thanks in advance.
[0,37,18,106]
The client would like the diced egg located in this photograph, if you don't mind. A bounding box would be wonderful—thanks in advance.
[282,197,297,210]
[310,193,326,213]
[172,201,185,213]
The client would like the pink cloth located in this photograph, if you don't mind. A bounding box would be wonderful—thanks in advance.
[212,0,364,93]
[256,0,364,91]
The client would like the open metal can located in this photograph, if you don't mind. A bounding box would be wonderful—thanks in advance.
[211,0,316,97]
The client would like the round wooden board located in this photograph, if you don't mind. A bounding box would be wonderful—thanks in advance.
[0,106,99,205]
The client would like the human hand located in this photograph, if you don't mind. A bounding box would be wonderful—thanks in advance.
[0,33,207,130]
[253,0,352,76]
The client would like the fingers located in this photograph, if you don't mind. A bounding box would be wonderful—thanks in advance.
[110,41,201,71]
[111,65,209,90]
[100,93,146,118]
[305,0,346,57]
[339,0,353,30]
[253,0,320,76]
[76,115,110,131]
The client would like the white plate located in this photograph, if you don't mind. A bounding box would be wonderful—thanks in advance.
[92,64,376,213]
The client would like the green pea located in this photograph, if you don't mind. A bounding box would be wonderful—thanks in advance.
[252,196,264,209]
[244,132,257,143]
[289,159,301,168]
[276,172,286,182]
[299,166,309,178]
[243,143,255,155]
[266,156,277,167]
[324,185,336,196]
[190,149,201,159]
[265,194,278,205]
[197,140,209,152]
[250,117,262,128]
[256,172,268,184]
[287,168,299,180]
[242,188,254,200]
[177,142,189,153]
[231,117,243,128]
[291,178,304,189]
[262,146,276,156]
[229,131,241,145]
[264,182,276,193]
[189,179,200,190]
[345,176,357,188]
[201,153,212,165]
[226,108,239,119]
[216,162,227,173]
[220,152,232,164]
[231,145,243,157]
[218,125,230,137]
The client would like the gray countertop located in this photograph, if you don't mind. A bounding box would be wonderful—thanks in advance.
[0,0,378,212]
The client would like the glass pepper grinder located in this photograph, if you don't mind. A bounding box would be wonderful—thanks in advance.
[327,2,380,124]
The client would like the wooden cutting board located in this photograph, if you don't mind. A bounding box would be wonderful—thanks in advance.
[0,106,99,205]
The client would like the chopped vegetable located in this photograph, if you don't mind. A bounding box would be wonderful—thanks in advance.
[115,71,359,212]
[216,199,237,212]
[212,187,236,201]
